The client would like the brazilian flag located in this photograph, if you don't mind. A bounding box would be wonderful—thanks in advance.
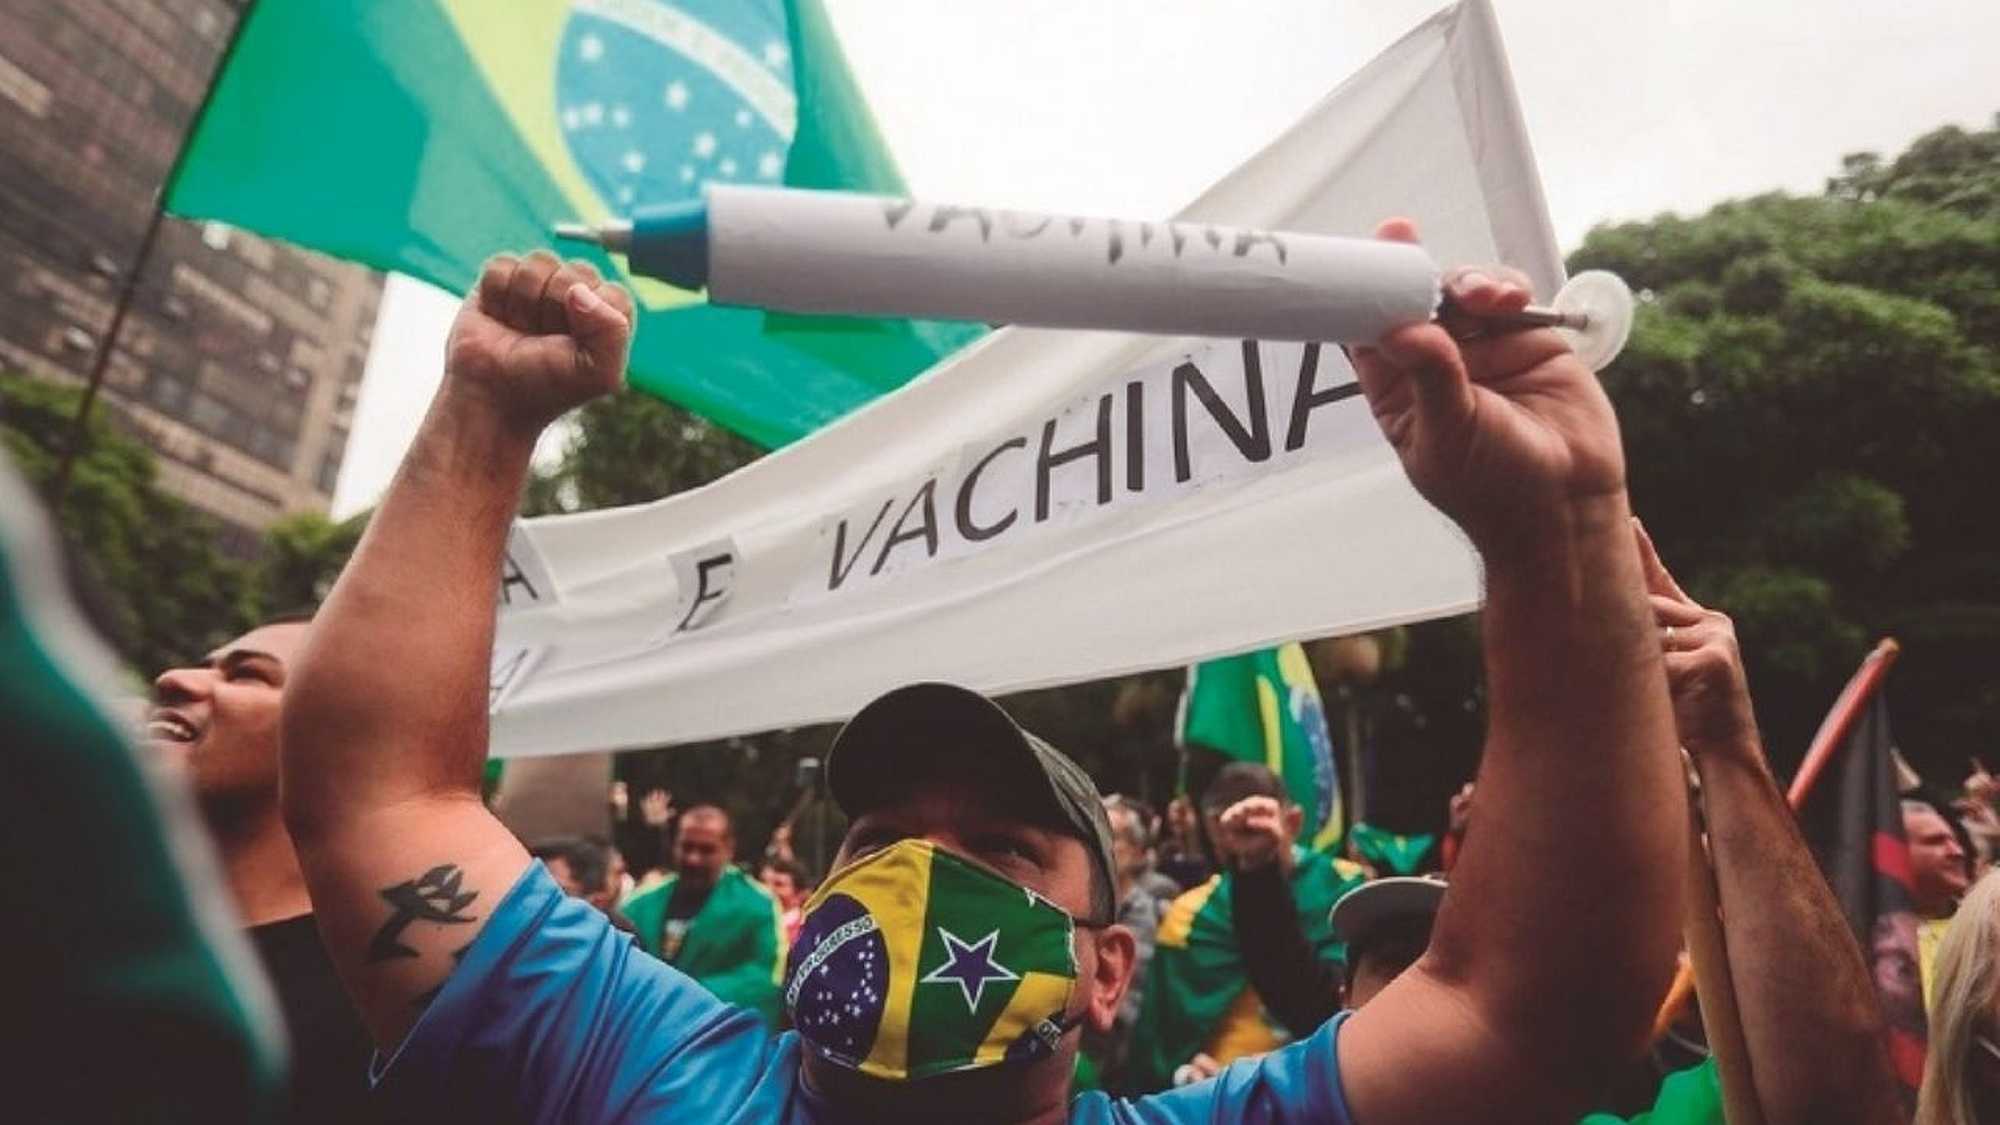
[166,0,979,447]
[1347,822,1437,875]
[785,842,1077,1081]
[1127,846,1365,1092]
[1179,641,1345,850]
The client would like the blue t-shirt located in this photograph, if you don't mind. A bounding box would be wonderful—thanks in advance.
[375,863,1356,1124]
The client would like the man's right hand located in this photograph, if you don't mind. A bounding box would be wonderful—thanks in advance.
[1217,796,1287,871]
[1349,219,1624,560]
[444,252,635,437]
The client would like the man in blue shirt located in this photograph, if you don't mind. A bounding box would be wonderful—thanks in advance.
[279,226,1689,1123]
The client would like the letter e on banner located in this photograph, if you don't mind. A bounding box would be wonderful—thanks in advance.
[499,524,557,612]
[489,646,544,714]
[668,538,738,634]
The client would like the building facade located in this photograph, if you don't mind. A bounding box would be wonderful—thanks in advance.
[0,0,381,552]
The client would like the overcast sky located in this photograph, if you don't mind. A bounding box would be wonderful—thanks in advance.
[333,0,2000,517]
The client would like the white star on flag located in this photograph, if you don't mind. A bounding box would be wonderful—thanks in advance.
[621,150,645,174]
[757,151,782,179]
[692,131,717,159]
[920,928,1019,1012]
[664,80,689,111]
[762,40,789,69]
[579,33,603,62]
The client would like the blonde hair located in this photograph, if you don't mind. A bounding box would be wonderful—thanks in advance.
[1917,871,2000,1124]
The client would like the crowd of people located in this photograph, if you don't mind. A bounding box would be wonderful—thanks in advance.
[26,228,1994,1123]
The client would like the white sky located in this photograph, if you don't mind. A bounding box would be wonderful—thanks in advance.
[333,0,2000,517]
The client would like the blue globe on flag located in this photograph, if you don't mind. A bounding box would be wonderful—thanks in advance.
[785,893,889,1068]
[555,0,797,216]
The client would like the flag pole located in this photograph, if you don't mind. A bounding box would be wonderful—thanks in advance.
[1680,766,1767,1125]
[1786,638,1902,807]
[48,0,261,505]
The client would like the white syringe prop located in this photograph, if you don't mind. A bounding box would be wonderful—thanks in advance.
[557,184,1633,370]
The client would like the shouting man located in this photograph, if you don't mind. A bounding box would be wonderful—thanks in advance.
[151,615,377,1123]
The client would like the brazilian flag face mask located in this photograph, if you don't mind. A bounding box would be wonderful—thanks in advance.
[784,838,1085,1081]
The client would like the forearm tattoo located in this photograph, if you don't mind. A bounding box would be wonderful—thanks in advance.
[367,864,480,962]
[411,942,473,1010]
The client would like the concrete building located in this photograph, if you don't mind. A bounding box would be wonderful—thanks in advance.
[0,0,381,553]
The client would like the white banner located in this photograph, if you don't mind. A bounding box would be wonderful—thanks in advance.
[489,0,1561,756]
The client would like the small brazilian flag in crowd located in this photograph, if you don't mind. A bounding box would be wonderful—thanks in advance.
[1178,642,1344,850]
[785,841,1077,1081]
[1346,822,1437,876]
[167,0,979,447]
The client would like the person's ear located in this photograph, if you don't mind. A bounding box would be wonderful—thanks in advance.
[1083,925,1138,1034]
[1283,803,1305,842]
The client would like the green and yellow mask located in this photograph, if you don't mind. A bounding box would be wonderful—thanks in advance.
[783,838,1084,1081]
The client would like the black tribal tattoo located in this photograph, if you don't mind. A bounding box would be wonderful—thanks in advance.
[367,864,480,962]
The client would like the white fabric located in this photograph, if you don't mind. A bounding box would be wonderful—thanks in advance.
[490,0,1560,756]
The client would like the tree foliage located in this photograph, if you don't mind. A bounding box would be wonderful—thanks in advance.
[524,391,762,515]
[1570,114,2000,781]
[1,373,253,676]
[254,509,369,614]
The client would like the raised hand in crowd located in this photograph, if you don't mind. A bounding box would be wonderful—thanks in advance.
[640,786,676,829]
[1633,520,1902,1125]
[1215,795,1293,873]
[441,252,633,436]
[1351,220,1626,562]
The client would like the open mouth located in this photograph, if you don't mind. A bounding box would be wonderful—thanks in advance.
[147,711,199,744]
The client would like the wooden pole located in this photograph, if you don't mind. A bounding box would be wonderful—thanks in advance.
[1681,765,1767,1125]
[1786,638,1902,808]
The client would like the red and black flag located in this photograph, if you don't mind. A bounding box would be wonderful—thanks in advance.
[1795,642,1924,1108]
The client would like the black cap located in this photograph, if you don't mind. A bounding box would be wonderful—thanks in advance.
[828,682,1118,923]
[1328,875,1448,946]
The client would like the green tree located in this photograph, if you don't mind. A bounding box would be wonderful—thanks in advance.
[252,509,369,616]
[0,373,253,675]
[525,391,761,515]
[1569,115,2000,782]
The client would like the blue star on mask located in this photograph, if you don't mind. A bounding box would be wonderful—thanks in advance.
[920,927,1020,1011]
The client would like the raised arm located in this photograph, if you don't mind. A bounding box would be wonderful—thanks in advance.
[1637,524,1902,1124]
[1337,221,1686,1123]
[1219,796,1343,1036]
[280,253,633,1047]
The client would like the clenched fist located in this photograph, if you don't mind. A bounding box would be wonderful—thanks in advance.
[1217,795,1293,872]
[446,251,635,436]
[1350,219,1625,560]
